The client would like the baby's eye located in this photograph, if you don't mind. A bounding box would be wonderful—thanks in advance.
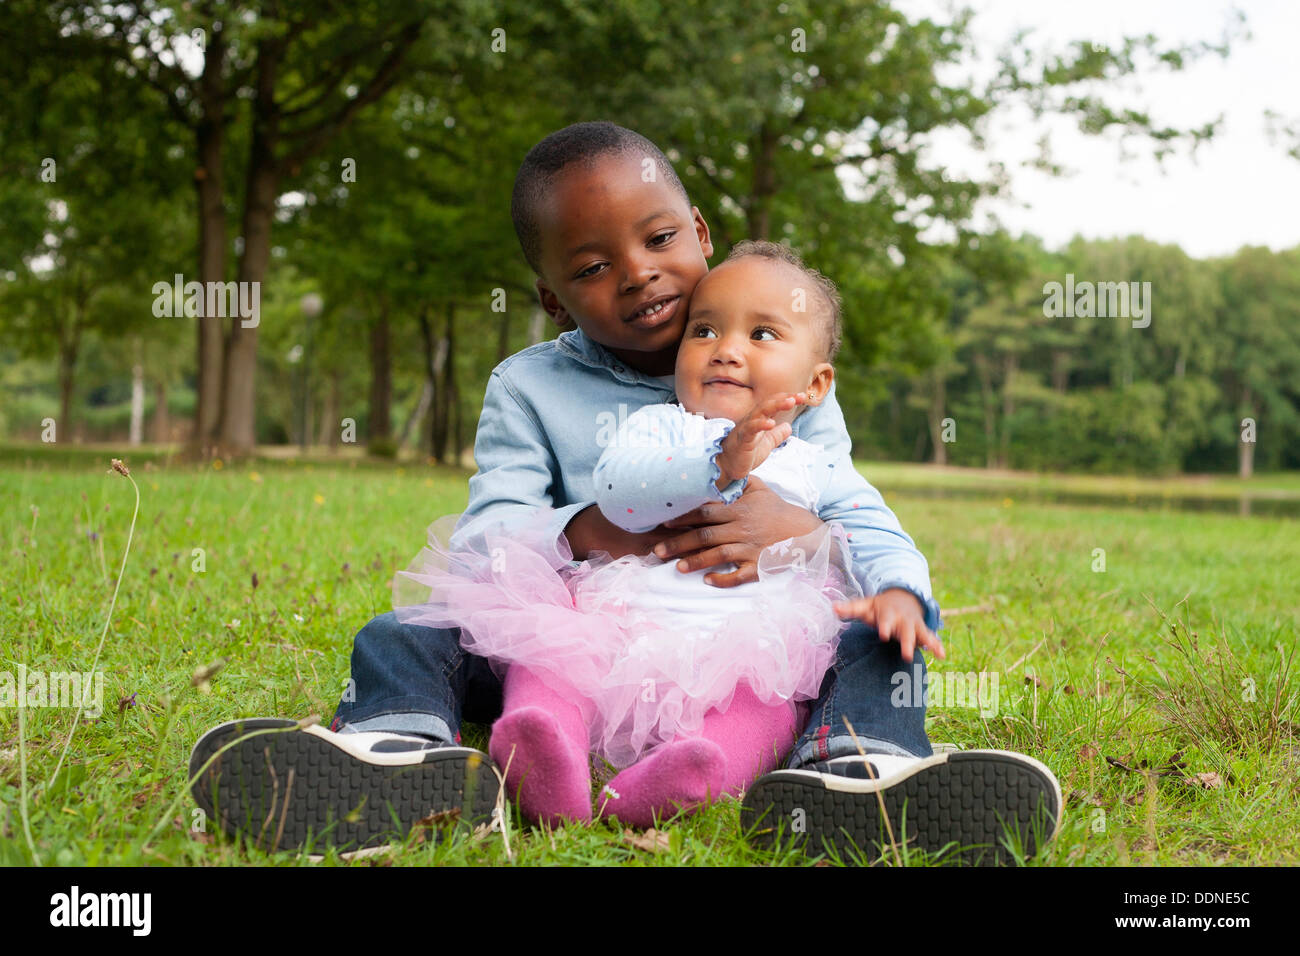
[690,325,717,338]
[752,327,777,341]
[649,231,676,246]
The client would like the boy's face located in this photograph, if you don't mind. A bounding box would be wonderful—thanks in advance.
[533,153,714,376]
[675,257,835,424]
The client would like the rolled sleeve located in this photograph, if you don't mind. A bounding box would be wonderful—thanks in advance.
[449,370,578,561]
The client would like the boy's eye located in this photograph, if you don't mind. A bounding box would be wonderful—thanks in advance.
[752,327,777,341]
[649,231,676,246]
[575,262,605,279]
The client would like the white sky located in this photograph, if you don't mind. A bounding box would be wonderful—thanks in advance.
[894,0,1300,257]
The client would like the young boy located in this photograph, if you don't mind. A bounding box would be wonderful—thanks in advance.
[191,122,1060,863]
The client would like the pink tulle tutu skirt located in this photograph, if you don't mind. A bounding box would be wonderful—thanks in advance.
[392,511,859,768]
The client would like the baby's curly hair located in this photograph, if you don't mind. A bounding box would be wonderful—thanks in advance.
[722,240,842,362]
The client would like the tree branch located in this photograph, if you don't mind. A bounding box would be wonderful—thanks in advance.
[276,20,423,175]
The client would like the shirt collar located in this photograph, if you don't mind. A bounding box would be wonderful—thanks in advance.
[555,328,674,391]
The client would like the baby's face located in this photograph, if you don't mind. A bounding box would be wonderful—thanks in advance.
[674,257,833,424]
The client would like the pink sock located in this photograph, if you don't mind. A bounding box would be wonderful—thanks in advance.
[489,667,593,825]
[699,683,800,795]
[598,738,727,828]
[599,684,799,827]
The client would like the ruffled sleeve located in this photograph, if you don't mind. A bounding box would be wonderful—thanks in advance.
[593,403,745,533]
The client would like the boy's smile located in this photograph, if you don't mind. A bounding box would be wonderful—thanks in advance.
[533,153,714,376]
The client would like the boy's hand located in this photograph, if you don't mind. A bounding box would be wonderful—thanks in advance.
[654,476,822,587]
[565,505,671,560]
[714,393,802,487]
[833,589,945,663]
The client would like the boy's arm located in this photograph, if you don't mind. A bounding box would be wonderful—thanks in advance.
[816,448,942,634]
[593,404,745,534]
[448,369,589,564]
[798,388,941,630]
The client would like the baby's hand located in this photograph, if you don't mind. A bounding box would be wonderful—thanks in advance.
[833,588,945,663]
[715,393,804,488]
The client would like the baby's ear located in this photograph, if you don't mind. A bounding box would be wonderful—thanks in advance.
[806,363,835,405]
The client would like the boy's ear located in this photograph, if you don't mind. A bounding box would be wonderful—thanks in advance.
[535,279,572,329]
[805,363,834,405]
[691,206,715,259]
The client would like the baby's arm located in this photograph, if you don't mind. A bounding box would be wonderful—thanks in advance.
[594,404,748,534]
[713,394,805,487]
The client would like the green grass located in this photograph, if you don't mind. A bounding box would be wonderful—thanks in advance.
[859,460,1300,500]
[1,446,1297,866]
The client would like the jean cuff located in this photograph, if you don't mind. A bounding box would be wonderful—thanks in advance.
[786,732,922,769]
[337,711,454,744]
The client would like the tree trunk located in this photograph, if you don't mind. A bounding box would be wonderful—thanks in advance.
[58,338,78,442]
[217,30,286,458]
[929,370,947,465]
[447,302,460,463]
[496,306,510,363]
[129,351,145,446]
[1051,349,1070,394]
[57,300,82,442]
[426,303,452,460]
[399,380,433,451]
[1239,388,1256,479]
[368,302,392,444]
[318,369,340,448]
[745,123,778,240]
[192,26,228,457]
[527,307,547,345]
[216,137,279,456]
[152,379,170,443]
[999,353,1017,469]
[426,300,457,463]
[974,352,996,469]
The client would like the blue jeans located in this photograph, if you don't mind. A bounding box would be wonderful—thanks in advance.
[330,613,932,765]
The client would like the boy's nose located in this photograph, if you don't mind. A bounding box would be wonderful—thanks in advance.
[619,254,660,292]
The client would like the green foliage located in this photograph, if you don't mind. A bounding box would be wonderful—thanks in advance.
[873,235,1300,474]
[0,1,1286,477]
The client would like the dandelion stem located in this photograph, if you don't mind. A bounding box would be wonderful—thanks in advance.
[17,692,42,866]
[47,462,141,790]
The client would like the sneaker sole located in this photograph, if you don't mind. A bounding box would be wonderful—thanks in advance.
[189,718,502,853]
[740,749,1063,866]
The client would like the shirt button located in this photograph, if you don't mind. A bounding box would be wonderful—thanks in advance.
[614,366,624,373]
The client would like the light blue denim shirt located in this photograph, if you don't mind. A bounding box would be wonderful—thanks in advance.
[450,329,941,632]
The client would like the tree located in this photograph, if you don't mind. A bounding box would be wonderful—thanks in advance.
[1214,247,1300,477]
[41,0,483,455]
[0,21,190,438]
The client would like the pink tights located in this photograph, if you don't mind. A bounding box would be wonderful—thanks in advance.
[488,666,799,827]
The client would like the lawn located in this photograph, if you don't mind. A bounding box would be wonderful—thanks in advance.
[1,447,1297,866]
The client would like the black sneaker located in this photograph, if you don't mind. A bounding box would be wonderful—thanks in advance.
[189,718,501,853]
[741,749,1062,866]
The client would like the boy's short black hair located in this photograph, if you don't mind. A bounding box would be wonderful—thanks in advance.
[724,240,843,361]
[511,121,692,277]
